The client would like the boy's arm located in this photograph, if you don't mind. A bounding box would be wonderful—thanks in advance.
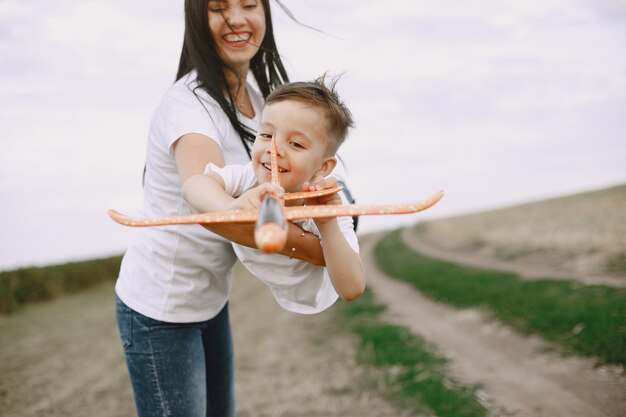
[182,172,234,213]
[183,172,284,213]
[309,177,365,301]
[174,134,325,265]
[184,172,321,263]
[316,219,365,301]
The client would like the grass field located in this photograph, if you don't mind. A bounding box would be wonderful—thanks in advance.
[1,256,490,416]
[340,290,488,417]
[375,229,626,366]
[0,256,122,314]
[2,233,623,415]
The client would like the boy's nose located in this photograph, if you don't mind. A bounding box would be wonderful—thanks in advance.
[271,138,286,156]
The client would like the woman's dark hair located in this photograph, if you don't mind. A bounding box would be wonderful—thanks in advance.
[176,0,290,157]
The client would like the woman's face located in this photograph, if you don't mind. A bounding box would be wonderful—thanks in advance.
[208,0,266,75]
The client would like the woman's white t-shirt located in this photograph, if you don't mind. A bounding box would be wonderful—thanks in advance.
[115,71,264,323]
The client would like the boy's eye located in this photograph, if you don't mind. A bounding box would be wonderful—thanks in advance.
[291,141,305,149]
[243,1,258,10]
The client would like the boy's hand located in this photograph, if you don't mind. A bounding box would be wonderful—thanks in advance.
[302,177,342,226]
[302,177,342,206]
[231,183,284,210]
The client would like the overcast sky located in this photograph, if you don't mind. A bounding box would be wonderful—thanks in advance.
[1,0,625,270]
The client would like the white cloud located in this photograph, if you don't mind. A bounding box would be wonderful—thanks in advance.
[0,1,32,18]
[1,0,625,269]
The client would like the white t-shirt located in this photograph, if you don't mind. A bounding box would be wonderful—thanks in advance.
[115,71,264,322]
[205,162,359,314]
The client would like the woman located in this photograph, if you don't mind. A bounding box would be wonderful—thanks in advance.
[115,1,336,416]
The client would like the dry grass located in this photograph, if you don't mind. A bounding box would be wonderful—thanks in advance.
[416,184,626,279]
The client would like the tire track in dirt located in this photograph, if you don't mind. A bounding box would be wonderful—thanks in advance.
[362,232,626,417]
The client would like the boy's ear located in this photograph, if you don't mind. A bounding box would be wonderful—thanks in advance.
[317,156,337,178]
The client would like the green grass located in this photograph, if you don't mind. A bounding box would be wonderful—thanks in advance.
[340,290,487,417]
[375,229,626,366]
[0,256,122,314]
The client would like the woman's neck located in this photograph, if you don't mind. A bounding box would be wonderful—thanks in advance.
[225,69,254,118]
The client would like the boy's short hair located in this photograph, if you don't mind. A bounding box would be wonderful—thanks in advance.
[265,75,354,155]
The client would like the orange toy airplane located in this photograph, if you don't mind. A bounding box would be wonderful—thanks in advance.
[108,137,444,253]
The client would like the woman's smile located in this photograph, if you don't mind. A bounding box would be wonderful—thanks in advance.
[223,31,252,46]
[208,0,266,73]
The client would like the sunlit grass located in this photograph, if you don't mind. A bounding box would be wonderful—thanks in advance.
[375,229,626,366]
[340,290,487,417]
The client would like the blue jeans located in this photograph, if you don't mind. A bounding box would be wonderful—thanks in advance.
[116,296,234,417]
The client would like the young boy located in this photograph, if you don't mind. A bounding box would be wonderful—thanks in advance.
[182,77,365,313]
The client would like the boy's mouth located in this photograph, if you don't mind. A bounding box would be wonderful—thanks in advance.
[262,163,287,173]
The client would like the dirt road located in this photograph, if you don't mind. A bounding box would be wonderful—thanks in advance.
[0,263,410,417]
[0,281,135,417]
[362,233,626,417]
[1,234,624,416]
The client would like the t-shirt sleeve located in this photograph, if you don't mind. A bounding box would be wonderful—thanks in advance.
[204,162,257,198]
[152,82,230,155]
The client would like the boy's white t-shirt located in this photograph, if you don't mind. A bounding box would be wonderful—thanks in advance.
[115,71,264,323]
[205,162,359,314]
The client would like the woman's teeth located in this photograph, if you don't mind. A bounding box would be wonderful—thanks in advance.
[224,33,250,43]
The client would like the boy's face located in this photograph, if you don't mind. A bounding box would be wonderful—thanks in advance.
[252,99,337,192]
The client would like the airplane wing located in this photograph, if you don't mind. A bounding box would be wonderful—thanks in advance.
[284,186,342,201]
[107,208,259,227]
[107,186,344,227]
[107,190,444,228]
[284,190,444,221]
[109,135,444,253]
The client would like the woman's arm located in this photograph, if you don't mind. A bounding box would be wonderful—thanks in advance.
[173,133,326,266]
[202,222,325,266]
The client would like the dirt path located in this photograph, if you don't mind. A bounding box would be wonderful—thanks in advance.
[0,283,136,417]
[2,234,625,417]
[362,233,626,417]
[401,228,626,287]
[230,262,417,417]
[0,264,413,417]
